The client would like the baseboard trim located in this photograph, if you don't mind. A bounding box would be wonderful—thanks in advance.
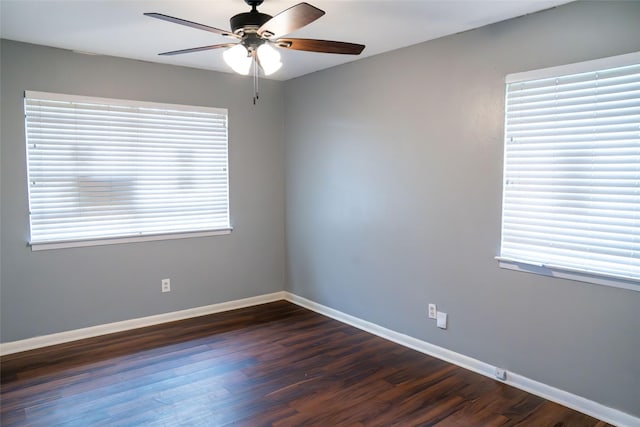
[284,292,639,427]
[0,291,286,356]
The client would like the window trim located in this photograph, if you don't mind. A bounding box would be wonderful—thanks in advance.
[24,91,232,250]
[506,51,640,85]
[498,51,640,292]
[496,257,639,293]
[30,229,232,251]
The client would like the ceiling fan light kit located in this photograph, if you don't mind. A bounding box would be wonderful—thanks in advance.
[145,0,365,102]
[256,44,282,75]
[223,44,252,75]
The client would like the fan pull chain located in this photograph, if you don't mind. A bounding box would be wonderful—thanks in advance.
[253,57,259,104]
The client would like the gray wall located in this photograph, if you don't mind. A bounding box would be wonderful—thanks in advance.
[1,40,286,342]
[284,1,640,418]
[2,0,640,419]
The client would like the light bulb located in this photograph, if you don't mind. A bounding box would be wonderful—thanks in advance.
[223,44,252,75]
[257,43,282,76]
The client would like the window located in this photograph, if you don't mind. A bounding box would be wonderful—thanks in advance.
[25,91,230,250]
[498,52,640,290]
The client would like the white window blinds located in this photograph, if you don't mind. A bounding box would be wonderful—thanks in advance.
[500,52,640,284]
[25,91,230,248]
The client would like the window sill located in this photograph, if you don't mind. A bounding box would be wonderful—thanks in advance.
[496,257,639,293]
[30,229,233,251]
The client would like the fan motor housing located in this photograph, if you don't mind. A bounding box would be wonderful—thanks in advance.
[230,11,272,34]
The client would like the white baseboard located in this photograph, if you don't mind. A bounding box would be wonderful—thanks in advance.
[0,291,286,356]
[284,292,639,427]
[2,290,637,427]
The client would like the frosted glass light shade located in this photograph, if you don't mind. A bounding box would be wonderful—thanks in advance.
[223,44,252,75]
[257,43,282,76]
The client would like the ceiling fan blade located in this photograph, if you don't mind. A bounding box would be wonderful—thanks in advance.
[144,13,239,38]
[276,38,365,55]
[158,43,238,56]
[258,2,325,39]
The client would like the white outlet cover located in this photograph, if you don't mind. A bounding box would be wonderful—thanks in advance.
[436,311,448,329]
[495,368,507,380]
[428,304,437,319]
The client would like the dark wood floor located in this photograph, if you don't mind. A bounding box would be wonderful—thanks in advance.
[1,301,610,426]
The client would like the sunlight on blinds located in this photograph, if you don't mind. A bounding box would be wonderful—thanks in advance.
[500,53,640,283]
[25,91,230,247]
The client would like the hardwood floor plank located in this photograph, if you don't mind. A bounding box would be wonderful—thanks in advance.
[1,301,612,426]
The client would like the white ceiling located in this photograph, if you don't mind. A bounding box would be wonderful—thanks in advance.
[1,0,573,81]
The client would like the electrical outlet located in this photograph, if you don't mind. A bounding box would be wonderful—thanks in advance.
[495,368,507,381]
[428,304,437,319]
[161,278,171,293]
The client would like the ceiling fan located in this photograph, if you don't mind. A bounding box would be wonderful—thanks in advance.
[145,0,365,102]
